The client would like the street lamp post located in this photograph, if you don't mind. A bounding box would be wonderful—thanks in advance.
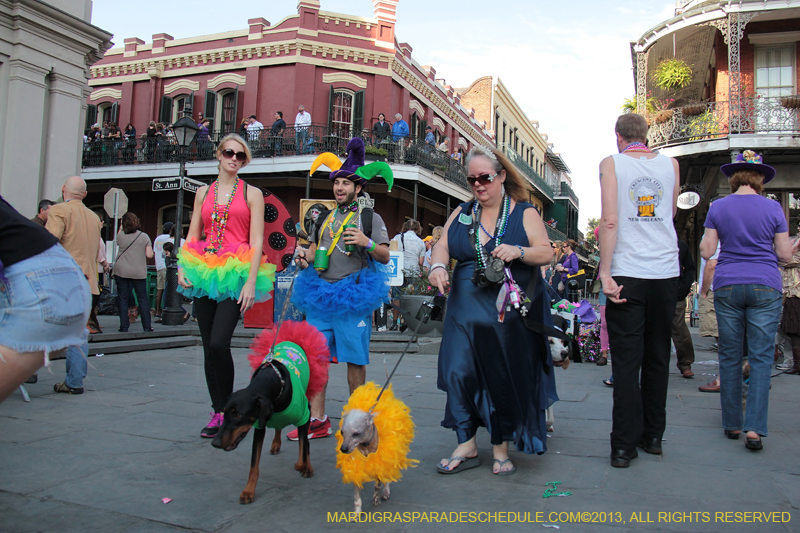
[162,106,199,326]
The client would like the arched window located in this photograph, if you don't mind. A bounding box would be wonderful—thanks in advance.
[331,89,353,137]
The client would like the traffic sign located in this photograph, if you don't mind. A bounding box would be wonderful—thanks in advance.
[152,177,181,192]
[103,188,128,218]
[182,177,204,193]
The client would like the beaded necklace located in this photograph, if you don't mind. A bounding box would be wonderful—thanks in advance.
[327,208,361,256]
[205,177,239,254]
[472,195,510,269]
[622,142,652,154]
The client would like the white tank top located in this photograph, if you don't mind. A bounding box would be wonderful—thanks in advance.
[609,153,679,279]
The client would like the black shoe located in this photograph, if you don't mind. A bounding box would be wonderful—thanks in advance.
[637,437,662,455]
[53,382,84,395]
[745,436,763,450]
[25,374,38,384]
[610,448,638,468]
[724,430,741,440]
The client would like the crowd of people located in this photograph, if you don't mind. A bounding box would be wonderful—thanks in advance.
[5,113,798,487]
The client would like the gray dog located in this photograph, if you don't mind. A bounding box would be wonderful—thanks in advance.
[339,409,390,514]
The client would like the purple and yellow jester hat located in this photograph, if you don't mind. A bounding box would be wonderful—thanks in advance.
[309,138,394,192]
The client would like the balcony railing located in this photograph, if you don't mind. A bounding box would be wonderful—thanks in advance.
[545,224,566,242]
[498,145,555,200]
[81,124,470,192]
[556,182,579,207]
[646,96,800,148]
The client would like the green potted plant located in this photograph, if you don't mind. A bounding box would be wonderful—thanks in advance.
[652,58,693,91]
[397,267,450,336]
[364,144,388,161]
[433,164,448,176]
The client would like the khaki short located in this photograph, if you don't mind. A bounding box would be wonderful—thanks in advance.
[157,268,166,290]
[699,290,718,338]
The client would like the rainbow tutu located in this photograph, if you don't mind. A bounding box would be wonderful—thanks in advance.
[177,239,276,302]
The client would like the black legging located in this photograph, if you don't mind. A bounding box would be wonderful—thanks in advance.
[194,296,240,412]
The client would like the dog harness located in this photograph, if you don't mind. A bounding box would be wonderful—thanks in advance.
[253,341,310,430]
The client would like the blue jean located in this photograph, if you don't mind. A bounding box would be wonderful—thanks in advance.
[714,284,782,436]
[295,129,308,154]
[116,276,151,331]
[65,343,88,388]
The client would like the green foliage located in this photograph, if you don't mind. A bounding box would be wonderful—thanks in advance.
[621,94,661,115]
[652,58,693,91]
[365,145,388,157]
[686,110,721,141]
[400,267,452,296]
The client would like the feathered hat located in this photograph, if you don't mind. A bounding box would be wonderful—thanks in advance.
[310,138,394,192]
[720,150,776,183]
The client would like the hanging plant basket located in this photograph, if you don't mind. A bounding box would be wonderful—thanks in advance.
[681,104,706,116]
[654,110,674,124]
[780,95,800,109]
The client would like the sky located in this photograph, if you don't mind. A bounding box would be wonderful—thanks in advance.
[92,0,677,231]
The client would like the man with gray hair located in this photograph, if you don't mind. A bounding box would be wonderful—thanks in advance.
[45,176,102,395]
[391,113,409,162]
[30,199,54,227]
[295,104,312,154]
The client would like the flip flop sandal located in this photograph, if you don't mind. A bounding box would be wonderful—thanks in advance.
[603,377,614,387]
[492,458,516,476]
[436,455,480,475]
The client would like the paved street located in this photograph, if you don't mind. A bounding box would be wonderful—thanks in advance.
[1,326,798,533]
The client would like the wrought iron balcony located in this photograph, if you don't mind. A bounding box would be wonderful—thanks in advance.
[646,96,800,148]
[498,145,555,201]
[81,124,470,192]
[556,182,579,207]
[545,224,567,242]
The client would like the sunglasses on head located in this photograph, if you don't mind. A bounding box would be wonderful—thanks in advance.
[466,172,498,187]
[220,148,247,162]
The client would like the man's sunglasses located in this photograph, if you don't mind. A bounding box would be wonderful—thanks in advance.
[466,172,498,187]
[221,149,247,162]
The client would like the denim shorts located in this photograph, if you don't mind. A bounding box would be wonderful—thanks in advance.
[0,244,91,361]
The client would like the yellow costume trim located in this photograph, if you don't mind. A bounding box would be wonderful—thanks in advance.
[335,383,418,489]
[310,152,342,175]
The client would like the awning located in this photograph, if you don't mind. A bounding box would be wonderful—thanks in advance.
[546,150,570,173]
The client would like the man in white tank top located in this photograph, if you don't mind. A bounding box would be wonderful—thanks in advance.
[598,113,680,468]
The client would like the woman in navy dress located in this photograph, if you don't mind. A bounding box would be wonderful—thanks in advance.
[429,146,557,475]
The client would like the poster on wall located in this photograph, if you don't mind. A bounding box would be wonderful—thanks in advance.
[298,199,337,244]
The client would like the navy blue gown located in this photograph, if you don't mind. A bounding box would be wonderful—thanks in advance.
[437,201,558,454]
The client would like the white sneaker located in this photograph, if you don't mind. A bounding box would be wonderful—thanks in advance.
[776,363,792,371]
[378,326,387,331]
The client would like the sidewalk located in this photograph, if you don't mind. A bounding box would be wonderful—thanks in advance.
[1,327,798,532]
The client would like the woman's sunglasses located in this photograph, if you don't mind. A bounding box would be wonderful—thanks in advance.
[466,172,498,187]
[221,149,247,162]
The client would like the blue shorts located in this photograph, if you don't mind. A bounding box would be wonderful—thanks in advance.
[305,308,372,365]
[0,244,91,362]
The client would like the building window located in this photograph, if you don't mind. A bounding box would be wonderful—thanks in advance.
[331,90,353,137]
[755,44,795,130]
[172,95,191,123]
[219,90,238,134]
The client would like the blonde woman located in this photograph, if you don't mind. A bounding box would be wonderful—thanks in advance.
[178,134,276,438]
[429,146,556,476]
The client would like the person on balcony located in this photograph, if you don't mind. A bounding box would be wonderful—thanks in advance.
[438,137,450,154]
[392,113,409,162]
[599,113,680,468]
[270,111,286,155]
[246,114,264,152]
[295,105,312,154]
[372,113,391,143]
[424,125,436,150]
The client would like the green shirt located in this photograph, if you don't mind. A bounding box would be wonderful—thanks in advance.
[253,341,311,430]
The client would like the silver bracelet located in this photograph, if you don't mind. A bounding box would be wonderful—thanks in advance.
[430,262,447,271]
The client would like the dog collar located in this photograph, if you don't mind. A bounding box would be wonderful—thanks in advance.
[259,360,285,398]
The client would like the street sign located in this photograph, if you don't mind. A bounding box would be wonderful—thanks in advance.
[182,177,204,193]
[103,188,128,218]
[376,251,404,286]
[152,177,181,192]
[677,191,700,210]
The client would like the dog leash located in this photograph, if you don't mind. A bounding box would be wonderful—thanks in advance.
[368,302,433,413]
[262,268,299,362]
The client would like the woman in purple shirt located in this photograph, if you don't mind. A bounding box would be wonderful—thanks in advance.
[700,151,792,451]
[555,239,581,298]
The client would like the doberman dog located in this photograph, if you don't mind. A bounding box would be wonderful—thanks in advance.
[211,359,312,504]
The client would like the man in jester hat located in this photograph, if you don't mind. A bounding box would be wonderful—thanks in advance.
[287,137,394,441]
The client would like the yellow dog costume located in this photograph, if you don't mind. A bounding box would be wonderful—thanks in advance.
[335,382,418,488]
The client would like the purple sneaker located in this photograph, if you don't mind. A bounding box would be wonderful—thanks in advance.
[201,412,224,438]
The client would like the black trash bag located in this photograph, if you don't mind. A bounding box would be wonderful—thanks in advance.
[97,287,119,315]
